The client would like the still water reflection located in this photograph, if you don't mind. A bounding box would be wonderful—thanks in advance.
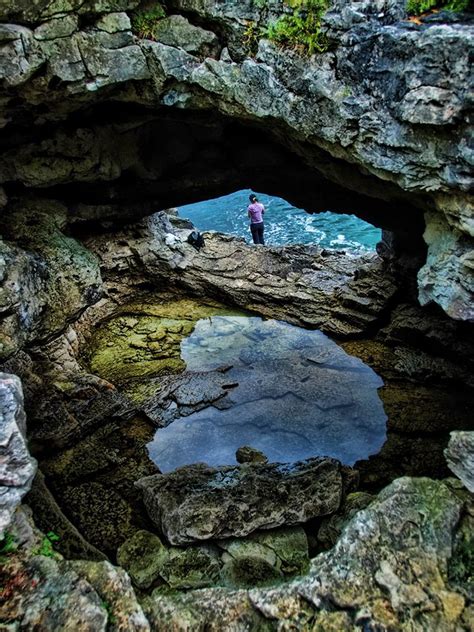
[148,317,387,472]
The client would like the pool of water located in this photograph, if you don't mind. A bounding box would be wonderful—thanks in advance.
[147,316,387,472]
[179,190,382,252]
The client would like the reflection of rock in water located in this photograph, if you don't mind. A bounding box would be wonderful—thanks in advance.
[149,317,387,471]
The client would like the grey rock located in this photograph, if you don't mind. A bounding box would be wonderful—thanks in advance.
[218,526,309,584]
[0,202,102,360]
[317,491,374,549]
[144,478,469,630]
[445,431,474,493]
[153,15,220,58]
[68,560,150,631]
[0,373,37,537]
[117,529,222,590]
[136,457,345,545]
[418,211,474,321]
[0,1,472,319]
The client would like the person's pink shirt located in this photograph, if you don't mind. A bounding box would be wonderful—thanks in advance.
[248,202,264,223]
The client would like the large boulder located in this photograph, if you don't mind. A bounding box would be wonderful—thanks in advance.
[136,457,348,545]
[0,373,37,537]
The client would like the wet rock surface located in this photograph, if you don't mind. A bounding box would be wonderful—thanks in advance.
[136,458,347,545]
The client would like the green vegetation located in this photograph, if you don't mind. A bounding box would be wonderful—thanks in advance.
[131,2,166,40]
[406,0,470,14]
[101,600,117,625]
[265,0,330,56]
[0,532,17,563]
[34,531,60,558]
[243,20,262,56]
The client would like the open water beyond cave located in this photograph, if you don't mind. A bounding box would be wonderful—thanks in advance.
[180,190,382,251]
[147,315,388,472]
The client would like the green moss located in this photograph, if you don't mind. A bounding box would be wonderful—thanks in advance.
[265,0,330,56]
[130,2,166,40]
[406,0,470,15]
[83,297,247,398]
[221,556,283,588]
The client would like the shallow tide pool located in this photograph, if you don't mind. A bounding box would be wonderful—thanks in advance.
[148,316,387,472]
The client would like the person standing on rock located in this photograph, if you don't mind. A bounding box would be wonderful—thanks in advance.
[247,193,265,245]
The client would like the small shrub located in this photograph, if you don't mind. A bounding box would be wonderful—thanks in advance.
[131,3,166,40]
[243,20,263,55]
[406,0,470,15]
[265,0,330,56]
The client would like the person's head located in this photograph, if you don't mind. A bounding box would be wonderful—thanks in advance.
[249,194,257,203]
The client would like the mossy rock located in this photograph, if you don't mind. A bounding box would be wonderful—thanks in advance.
[218,526,309,580]
[220,555,283,588]
[160,544,222,589]
[83,297,246,395]
[117,530,168,590]
[57,482,137,554]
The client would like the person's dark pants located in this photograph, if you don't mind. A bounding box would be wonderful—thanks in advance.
[250,222,265,245]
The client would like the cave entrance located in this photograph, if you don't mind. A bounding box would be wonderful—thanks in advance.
[179,189,382,252]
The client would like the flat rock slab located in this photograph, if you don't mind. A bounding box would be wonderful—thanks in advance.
[136,458,345,545]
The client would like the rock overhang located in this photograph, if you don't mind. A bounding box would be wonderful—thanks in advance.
[0,0,472,319]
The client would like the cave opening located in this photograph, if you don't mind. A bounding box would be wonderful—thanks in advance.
[178,189,382,252]
[2,103,472,592]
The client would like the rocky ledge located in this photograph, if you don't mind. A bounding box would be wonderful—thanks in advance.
[136,457,353,544]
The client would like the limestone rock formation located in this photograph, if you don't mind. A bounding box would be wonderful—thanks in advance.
[0,373,36,537]
[87,211,399,337]
[0,1,472,319]
[445,431,474,493]
[0,203,102,360]
[143,477,471,630]
[136,457,347,545]
[0,508,149,631]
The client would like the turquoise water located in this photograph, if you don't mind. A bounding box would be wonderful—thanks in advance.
[180,189,381,252]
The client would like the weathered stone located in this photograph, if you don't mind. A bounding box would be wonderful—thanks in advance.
[89,212,399,338]
[0,373,37,537]
[218,526,309,583]
[445,431,474,493]
[144,478,470,630]
[117,529,168,590]
[317,491,374,550]
[418,211,474,321]
[0,2,472,319]
[136,458,345,545]
[152,15,220,58]
[117,528,222,590]
[69,560,150,631]
[0,202,102,360]
[26,470,107,561]
[236,446,268,464]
